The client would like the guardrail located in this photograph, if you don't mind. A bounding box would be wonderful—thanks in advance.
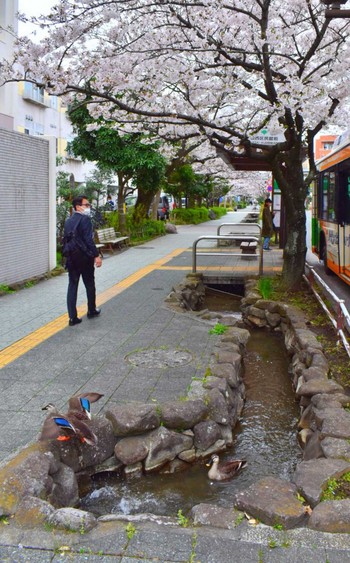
[304,263,350,358]
[217,222,262,239]
[192,235,263,276]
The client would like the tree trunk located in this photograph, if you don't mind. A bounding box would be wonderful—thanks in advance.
[272,145,308,290]
[117,172,127,233]
[134,189,156,222]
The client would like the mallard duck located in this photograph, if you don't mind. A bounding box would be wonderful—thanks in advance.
[39,403,97,446]
[67,392,104,420]
[206,454,247,481]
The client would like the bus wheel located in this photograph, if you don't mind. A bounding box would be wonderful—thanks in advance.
[321,243,333,276]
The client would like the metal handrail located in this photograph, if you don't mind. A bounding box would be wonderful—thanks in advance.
[217,222,262,237]
[192,235,263,276]
[304,264,350,358]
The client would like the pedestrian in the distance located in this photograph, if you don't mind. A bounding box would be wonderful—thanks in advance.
[63,195,102,326]
[261,198,274,251]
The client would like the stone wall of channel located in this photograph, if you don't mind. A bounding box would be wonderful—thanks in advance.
[218,278,350,533]
[0,321,248,532]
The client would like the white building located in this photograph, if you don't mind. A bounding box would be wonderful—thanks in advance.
[0,0,94,184]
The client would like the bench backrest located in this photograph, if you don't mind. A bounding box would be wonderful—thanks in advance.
[97,227,116,242]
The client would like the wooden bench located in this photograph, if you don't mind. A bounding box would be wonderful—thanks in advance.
[96,228,129,253]
[240,241,258,255]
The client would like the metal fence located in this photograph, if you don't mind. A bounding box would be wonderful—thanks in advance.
[304,263,350,358]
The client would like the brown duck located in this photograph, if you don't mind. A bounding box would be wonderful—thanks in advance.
[206,454,247,481]
[39,392,103,445]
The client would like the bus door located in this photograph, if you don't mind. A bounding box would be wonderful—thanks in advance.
[337,168,350,277]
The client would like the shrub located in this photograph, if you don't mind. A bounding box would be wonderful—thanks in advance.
[210,206,227,218]
[171,207,210,224]
[105,211,165,242]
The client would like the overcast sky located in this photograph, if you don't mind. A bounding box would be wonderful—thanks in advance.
[18,0,56,35]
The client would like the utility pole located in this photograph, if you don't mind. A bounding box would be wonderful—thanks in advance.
[321,0,350,18]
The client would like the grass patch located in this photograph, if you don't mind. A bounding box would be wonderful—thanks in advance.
[321,472,350,501]
[0,284,15,294]
[258,277,273,299]
[209,322,229,335]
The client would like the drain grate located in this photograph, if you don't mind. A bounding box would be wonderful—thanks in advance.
[126,348,193,368]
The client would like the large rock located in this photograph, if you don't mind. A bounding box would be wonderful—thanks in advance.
[309,499,350,533]
[321,437,350,460]
[308,350,329,372]
[234,476,307,529]
[191,503,243,529]
[296,379,344,398]
[0,444,56,515]
[320,408,350,440]
[159,400,207,429]
[313,406,345,429]
[48,463,79,508]
[193,420,222,451]
[215,350,241,368]
[302,367,328,382]
[210,363,241,388]
[165,222,177,233]
[106,402,160,436]
[144,427,193,472]
[311,394,345,410]
[293,459,350,507]
[14,496,55,527]
[115,435,149,465]
[49,416,117,472]
[49,507,97,532]
[203,375,230,396]
[222,327,250,347]
[294,329,323,351]
[207,388,230,425]
[265,311,281,327]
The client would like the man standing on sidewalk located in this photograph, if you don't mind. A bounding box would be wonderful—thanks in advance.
[262,198,274,251]
[63,195,102,326]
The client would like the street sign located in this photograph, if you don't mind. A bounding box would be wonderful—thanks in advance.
[250,128,285,146]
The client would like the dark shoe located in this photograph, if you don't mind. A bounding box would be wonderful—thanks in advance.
[87,308,101,319]
[69,317,82,326]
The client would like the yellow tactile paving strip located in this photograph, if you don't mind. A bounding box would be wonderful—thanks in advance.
[0,247,281,368]
[0,249,185,369]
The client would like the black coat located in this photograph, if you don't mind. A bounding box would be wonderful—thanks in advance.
[64,212,99,268]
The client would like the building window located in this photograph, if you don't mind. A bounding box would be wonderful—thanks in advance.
[24,117,44,136]
[322,142,334,151]
[50,96,58,110]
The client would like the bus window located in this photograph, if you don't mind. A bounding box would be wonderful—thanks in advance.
[320,172,336,222]
[320,173,329,220]
[329,172,336,221]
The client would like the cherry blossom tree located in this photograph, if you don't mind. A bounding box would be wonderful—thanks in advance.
[2,0,350,288]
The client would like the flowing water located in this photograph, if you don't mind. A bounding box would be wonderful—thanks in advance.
[80,293,302,518]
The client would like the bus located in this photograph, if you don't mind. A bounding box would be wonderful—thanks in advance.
[313,130,350,284]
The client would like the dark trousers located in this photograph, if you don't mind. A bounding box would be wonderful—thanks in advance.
[67,258,96,320]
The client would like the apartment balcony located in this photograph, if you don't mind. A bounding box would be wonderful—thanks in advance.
[23,84,50,108]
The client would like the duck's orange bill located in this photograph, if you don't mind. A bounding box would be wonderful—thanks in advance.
[57,436,71,441]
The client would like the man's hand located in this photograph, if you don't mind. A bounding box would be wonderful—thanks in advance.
[95,256,102,268]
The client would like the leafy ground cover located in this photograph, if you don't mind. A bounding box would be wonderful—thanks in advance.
[269,276,350,391]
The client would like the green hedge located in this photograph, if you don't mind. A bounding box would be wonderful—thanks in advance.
[105,211,166,242]
[171,206,227,224]
[210,206,227,218]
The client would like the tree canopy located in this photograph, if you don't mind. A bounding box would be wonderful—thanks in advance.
[68,101,167,226]
[3,1,350,287]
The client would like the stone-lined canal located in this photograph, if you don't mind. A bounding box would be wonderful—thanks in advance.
[80,329,302,517]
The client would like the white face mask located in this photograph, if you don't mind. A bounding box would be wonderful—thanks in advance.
[83,207,91,216]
